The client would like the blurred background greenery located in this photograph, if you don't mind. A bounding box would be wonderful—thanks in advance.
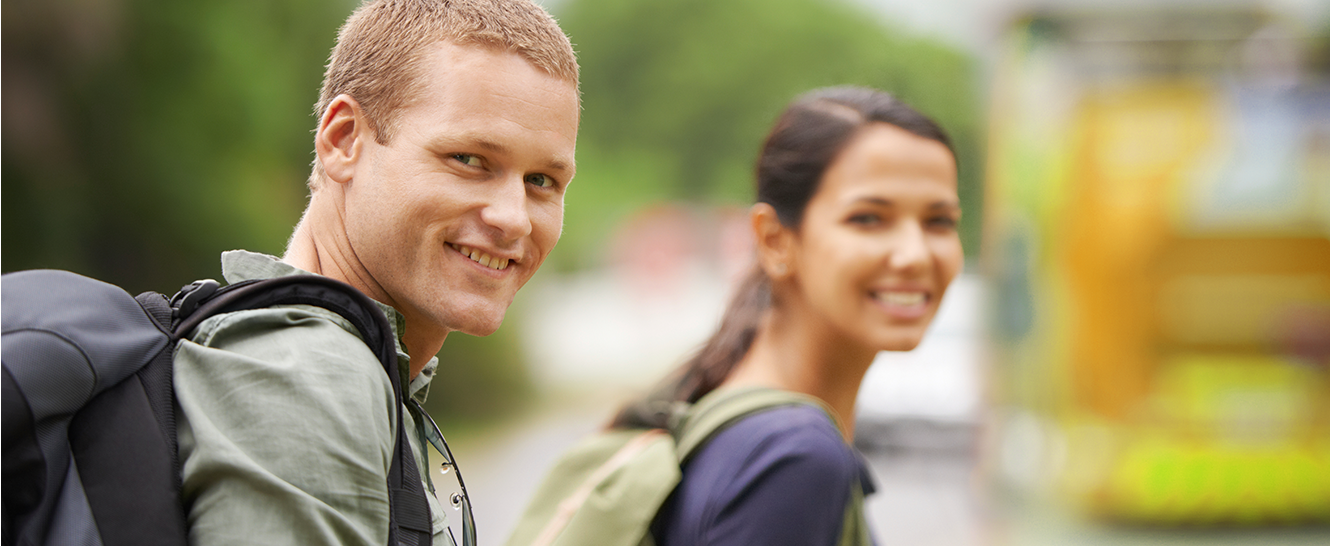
[1,0,980,428]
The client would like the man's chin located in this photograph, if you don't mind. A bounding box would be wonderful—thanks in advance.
[455,323,502,337]
[446,310,506,337]
[429,293,514,337]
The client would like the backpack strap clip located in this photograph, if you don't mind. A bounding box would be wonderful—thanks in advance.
[170,279,220,319]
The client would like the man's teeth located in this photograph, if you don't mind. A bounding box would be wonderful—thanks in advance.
[451,244,510,270]
[875,291,925,306]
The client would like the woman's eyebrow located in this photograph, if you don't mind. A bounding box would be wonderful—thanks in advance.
[930,200,961,211]
[846,196,961,213]
[849,196,893,207]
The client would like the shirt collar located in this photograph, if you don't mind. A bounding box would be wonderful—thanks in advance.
[219,249,439,402]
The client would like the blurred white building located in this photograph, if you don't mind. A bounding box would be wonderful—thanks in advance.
[856,274,988,452]
[520,204,748,390]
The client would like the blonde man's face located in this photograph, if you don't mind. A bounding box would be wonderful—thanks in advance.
[343,40,579,337]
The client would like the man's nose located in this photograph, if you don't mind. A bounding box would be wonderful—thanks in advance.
[480,176,533,242]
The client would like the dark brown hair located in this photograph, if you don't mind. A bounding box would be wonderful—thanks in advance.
[612,86,954,428]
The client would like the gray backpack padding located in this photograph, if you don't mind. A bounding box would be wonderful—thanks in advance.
[3,269,182,546]
[1,269,433,546]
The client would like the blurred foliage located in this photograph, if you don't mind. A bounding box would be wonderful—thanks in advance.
[2,0,981,423]
[552,0,983,269]
[425,321,533,428]
[2,0,352,293]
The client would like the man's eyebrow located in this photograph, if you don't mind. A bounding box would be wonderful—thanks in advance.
[546,158,573,174]
[536,153,575,177]
[471,138,509,154]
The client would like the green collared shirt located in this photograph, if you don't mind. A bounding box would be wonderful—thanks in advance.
[174,250,451,545]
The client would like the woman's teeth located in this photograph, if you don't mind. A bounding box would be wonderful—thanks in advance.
[874,291,925,306]
[450,244,510,270]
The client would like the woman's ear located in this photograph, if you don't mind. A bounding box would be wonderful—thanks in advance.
[751,203,796,281]
[314,94,369,185]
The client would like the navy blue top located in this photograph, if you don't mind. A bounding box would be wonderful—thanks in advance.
[652,405,877,546]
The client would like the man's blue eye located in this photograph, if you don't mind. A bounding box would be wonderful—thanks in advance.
[526,173,554,188]
[453,154,482,167]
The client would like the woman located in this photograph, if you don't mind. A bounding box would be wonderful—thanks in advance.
[622,86,963,545]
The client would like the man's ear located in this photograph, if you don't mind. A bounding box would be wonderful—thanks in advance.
[751,203,796,281]
[314,94,369,185]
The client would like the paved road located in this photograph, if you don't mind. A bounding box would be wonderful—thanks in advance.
[443,397,611,545]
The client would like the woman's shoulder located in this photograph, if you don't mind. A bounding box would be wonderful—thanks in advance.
[658,404,863,546]
[686,404,859,492]
[704,404,852,460]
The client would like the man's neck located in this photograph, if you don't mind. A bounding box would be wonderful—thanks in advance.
[284,199,443,379]
[401,328,446,379]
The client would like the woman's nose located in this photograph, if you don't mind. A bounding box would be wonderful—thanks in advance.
[888,221,929,273]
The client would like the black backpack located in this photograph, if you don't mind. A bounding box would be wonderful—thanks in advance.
[1,269,433,546]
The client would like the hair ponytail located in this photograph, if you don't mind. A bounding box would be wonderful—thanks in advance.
[610,267,771,428]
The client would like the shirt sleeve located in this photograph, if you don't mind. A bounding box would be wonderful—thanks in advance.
[656,406,861,546]
[173,305,398,545]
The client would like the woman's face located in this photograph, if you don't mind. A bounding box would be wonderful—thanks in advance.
[787,122,962,352]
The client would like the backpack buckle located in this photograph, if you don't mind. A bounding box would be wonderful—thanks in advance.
[171,279,221,318]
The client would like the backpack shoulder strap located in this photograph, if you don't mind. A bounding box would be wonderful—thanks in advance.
[836,479,872,546]
[174,276,394,368]
[672,387,842,462]
[175,275,432,546]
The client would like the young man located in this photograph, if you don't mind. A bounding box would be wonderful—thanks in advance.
[171,0,579,543]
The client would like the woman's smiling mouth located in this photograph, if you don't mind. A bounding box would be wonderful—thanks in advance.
[873,290,925,306]
[871,289,929,319]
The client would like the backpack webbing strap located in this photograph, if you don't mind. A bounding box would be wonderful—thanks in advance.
[176,275,433,546]
[673,387,843,463]
[134,293,180,474]
[175,276,395,371]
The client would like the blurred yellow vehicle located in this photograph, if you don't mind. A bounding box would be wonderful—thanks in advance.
[986,6,1330,524]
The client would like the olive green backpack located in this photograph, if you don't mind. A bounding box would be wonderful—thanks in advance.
[503,387,872,546]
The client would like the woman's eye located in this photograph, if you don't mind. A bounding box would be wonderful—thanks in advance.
[526,173,555,188]
[452,154,482,167]
[928,216,959,230]
[848,213,880,226]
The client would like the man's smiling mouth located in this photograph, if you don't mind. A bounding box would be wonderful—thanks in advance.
[449,243,511,271]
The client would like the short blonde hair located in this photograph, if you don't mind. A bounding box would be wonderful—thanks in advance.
[309,0,579,190]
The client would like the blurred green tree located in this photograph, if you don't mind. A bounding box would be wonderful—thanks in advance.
[552,0,983,270]
[3,0,351,293]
